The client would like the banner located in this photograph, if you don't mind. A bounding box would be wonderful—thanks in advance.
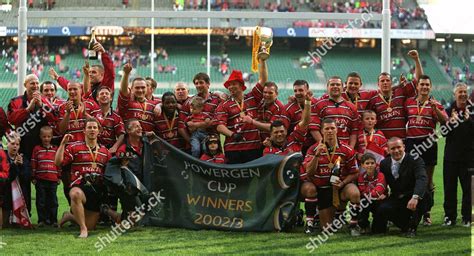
[147,139,302,232]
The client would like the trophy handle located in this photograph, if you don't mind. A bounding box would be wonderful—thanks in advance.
[258,43,270,61]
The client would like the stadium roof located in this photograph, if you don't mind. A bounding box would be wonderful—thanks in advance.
[419,0,474,35]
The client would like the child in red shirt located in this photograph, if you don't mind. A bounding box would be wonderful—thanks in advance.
[187,96,211,158]
[200,133,225,164]
[31,126,61,227]
[357,153,387,234]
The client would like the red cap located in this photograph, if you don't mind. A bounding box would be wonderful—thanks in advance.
[224,70,246,91]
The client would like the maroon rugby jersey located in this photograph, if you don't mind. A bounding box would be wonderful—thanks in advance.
[310,98,361,145]
[263,123,306,155]
[301,141,358,187]
[405,97,447,139]
[179,93,223,130]
[357,171,387,198]
[185,112,212,125]
[155,111,187,150]
[367,80,417,139]
[91,109,126,148]
[31,145,61,182]
[355,129,387,155]
[49,97,66,142]
[58,100,99,143]
[215,83,264,152]
[200,153,226,164]
[257,99,289,141]
[117,92,156,132]
[284,97,319,149]
[321,90,378,115]
[61,142,111,187]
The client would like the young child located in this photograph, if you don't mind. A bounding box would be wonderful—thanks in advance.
[357,153,387,234]
[186,96,211,158]
[31,126,61,227]
[200,133,225,164]
[356,110,388,164]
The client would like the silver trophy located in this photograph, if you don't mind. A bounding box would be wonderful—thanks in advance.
[257,27,273,60]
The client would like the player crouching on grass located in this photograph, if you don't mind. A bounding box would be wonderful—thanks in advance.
[300,118,361,235]
[55,118,111,238]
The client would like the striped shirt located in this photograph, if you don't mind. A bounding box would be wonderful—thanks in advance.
[257,99,289,141]
[356,129,387,155]
[263,123,306,155]
[155,111,187,150]
[58,100,99,143]
[367,80,417,139]
[284,97,319,149]
[49,97,66,143]
[310,98,361,145]
[405,97,447,139]
[215,83,264,152]
[200,153,226,164]
[91,108,126,148]
[31,145,61,182]
[62,142,111,187]
[179,93,223,131]
[357,171,387,198]
[117,92,157,132]
[321,90,378,115]
[302,141,358,187]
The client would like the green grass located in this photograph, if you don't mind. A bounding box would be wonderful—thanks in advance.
[1,138,471,254]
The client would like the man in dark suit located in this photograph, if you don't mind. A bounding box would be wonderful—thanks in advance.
[372,137,428,237]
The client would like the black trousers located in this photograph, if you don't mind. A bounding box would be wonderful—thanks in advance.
[19,174,31,216]
[372,195,429,233]
[358,201,381,229]
[35,179,59,224]
[443,161,472,222]
[225,148,263,164]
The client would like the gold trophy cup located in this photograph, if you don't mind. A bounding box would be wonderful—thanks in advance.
[256,27,273,60]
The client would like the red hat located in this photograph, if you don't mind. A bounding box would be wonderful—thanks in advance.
[224,70,246,91]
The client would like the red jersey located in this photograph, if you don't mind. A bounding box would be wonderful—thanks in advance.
[58,100,99,144]
[215,83,264,152]
[257,99,289,141]
[117,92,157,132]
[357,170,387,198]
[367,80,417,139]
[405,97,448,139]
[355,129,387,156]
[322,90,378,115]
[91,108,126,148]
[185,112,212,124]
[310,98,361,145]
[200,153,226,164]
[0,149,10,180]
[301,141,358,187]
[31,145,61,182]
[263,123,306,155]
[284,97,319,149]
[61,142,111,187]
[155,111,187,150]
[179,93,223,130]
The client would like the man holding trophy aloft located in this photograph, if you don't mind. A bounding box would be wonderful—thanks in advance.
[215,26,270,164]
